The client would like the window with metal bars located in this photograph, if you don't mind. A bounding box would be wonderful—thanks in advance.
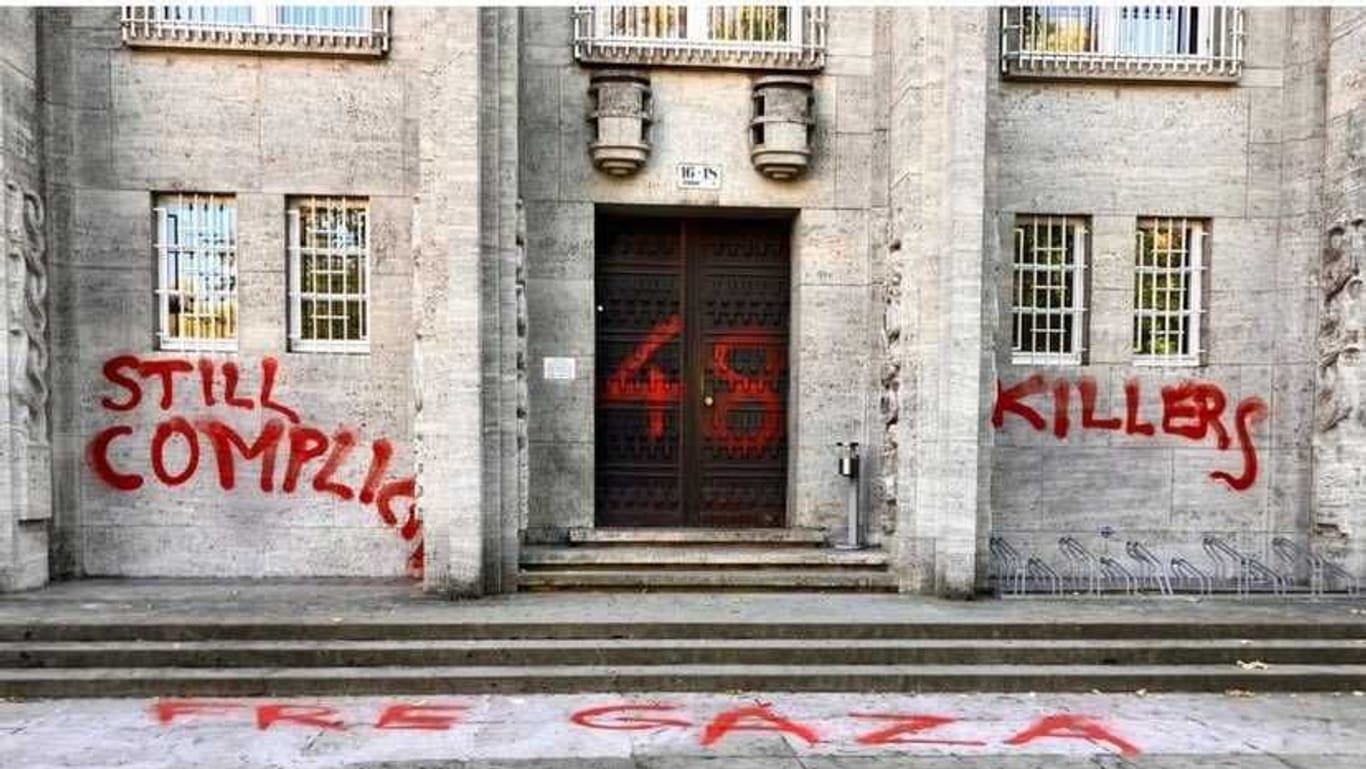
[1000,6,1243,82]
[1011,215,1088,365]
[154,193,238,351]
[121,6,392,57]
[572,5,827,70]
[287,197,370,353]
[1133,217,1207,365]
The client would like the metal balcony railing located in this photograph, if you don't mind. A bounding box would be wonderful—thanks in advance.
[573,5,826,70]
[121,5,391,56]
[1000,5,1243,82]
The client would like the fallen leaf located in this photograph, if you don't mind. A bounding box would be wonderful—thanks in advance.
[1236,659,1269,671]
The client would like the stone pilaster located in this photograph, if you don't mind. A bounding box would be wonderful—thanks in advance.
[0,7,50,591]
[478,7,523,593]
[1314,8,1366,576]
[886,8,992,596]
[411,7,487,596]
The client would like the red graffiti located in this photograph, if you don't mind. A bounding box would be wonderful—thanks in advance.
[88,355,422,576]
[569,703,693,731]
[851,713,987,746]
[152,699,1143,755]
[87,425,143,491]
[1003,713,1141,757]
[601,314,684,441]
[153,699,245,725]
[709,330,785,453]
[992,374,1048,431]
[374,704,467,731]
[600,314,787,451]
[992,374,1267,491]
[256,704,346,732]
[155,700,468,731]
[700,705,819,747]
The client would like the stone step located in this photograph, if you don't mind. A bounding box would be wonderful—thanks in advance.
[520,545,888,569]
[3,663,1365,698]
[3,638,1363,669]
[3,620,1363,643]
[517,568,899,592]
[567,527,829,546]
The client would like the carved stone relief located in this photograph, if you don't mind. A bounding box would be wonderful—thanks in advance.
[4,179,48,446]
[514,198,529,528]
[879,260,902,532]
[1317,218,1364,435]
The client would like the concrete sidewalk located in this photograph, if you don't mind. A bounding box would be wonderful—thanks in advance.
[2,579,1364,627]
[2,692,1365,768]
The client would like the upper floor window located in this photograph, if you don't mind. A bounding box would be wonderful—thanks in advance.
[1000,5,1243,82]
[1011,215,1088,365]
[1134,217,1207,366]
[287,197,370,353]
[154,193,238,352]
[121,5,391,57]
[573,5,827,70]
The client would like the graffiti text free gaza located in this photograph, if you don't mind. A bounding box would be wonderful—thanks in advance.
[86,355,422,571]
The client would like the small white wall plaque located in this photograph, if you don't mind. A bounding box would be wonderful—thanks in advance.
[677,163,722,190]
[542,356,577,381]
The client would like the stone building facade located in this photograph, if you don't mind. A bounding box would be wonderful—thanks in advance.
[0,5,1363,596]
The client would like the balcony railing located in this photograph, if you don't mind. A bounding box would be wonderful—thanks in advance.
[121,5,391,56]
[573,5,826,70]
[1000,5,1243,82]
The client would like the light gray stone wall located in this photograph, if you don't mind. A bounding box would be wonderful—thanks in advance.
[987,7,1327,573]
[6,4,1362,594]
[0,7,50,591]
[42,7,427,579]
[519,7,881,545]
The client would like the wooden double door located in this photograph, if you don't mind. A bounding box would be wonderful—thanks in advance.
[595,215,790,528]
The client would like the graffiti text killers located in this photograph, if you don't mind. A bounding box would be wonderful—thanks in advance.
[992,374,1268,492]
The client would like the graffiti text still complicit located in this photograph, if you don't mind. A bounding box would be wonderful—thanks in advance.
[86,355,422,573]
[993,374,1268,491]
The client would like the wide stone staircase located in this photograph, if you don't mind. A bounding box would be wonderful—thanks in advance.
[518,527,898,591]
[3,609,1364,698]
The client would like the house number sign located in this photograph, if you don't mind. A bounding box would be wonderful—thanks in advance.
[677,163,722,190]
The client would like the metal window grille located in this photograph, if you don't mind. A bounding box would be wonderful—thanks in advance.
[154,193,238,352]
[287,197,370,354]
[1134,217,1206,365]
[573,5,827,70]
[1011,216,1088,365]
[1000,5,1244,82]
[121,5,391,56]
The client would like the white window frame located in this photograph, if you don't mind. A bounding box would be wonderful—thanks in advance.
[154,193,238,353]
[287,196,371,354]
[1010,215,1088,366]
[1133,217,1207,367]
